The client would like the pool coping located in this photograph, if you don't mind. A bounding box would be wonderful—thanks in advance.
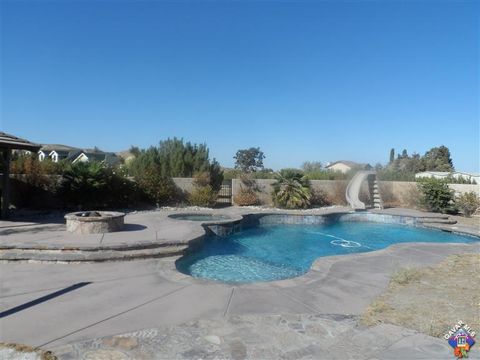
[0,207,478,264]
[158,210,480,288]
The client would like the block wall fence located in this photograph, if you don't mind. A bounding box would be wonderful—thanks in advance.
[174,178,480,208]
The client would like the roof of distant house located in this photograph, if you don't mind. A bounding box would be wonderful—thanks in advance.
[70,149,120,166]
[39,144,80,153]
[326,160,371,168]
[0,132,41,151]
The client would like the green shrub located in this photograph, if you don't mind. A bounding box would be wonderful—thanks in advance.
[272,169,312,209]
[304,170,348,181]
[104,168,142,208]
[135,166,179,206]
[189,185,218,207]
[188,172,218,207]
[127,138,223,190]
[455,192,480,217]
[60,162,109,209]
[417,178,454,213]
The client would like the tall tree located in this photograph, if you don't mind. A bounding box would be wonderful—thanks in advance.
[128,138,223,190]
[234,147,265,173]
[423,145,454,172]
[389,148,395,163]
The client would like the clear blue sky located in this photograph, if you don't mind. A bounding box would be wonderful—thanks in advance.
[1,0,478,172]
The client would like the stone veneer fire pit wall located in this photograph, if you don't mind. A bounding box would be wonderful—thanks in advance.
[65,211,125,234]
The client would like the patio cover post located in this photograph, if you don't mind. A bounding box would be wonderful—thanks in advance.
[1,149,11,219]
[0,132,41,219]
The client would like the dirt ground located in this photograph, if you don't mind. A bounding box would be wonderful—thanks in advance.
[361,253,480,338]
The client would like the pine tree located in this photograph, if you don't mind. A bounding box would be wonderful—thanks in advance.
[389,148,395,163]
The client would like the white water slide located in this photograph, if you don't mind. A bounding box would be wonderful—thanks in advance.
[345,170,376,210]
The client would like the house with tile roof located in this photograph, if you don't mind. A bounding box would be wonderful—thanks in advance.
[325,160,372,174]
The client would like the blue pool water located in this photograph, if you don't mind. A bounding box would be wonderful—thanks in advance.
[176,222,477,283]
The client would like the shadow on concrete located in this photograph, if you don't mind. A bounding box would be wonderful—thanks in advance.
[0,224,65,236]
[123,223,148,232]
[0,282,91,318]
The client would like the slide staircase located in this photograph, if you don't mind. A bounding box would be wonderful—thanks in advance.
[346,171,383,210]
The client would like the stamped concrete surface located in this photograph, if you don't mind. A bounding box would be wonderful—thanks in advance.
[0,207,479,359]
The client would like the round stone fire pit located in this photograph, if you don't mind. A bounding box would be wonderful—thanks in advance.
[65,211,125,234]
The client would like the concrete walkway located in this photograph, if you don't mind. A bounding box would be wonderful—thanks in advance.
[0,207,479,359]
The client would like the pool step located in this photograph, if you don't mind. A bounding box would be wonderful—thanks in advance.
[416,216,457,225]
[0,244,188,262]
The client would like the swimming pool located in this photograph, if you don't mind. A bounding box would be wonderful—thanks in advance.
[176,218,477,283]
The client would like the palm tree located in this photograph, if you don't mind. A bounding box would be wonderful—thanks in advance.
[272,169,312,209]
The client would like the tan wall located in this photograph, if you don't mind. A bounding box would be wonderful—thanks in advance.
[232,178,276,205]
[378,181,420,208]
[166,177,480,208]
[448,183,480,196]
[232,179,365,206]
[172,177,195,194]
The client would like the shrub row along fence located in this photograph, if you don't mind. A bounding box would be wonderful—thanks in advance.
[8,175,480,210]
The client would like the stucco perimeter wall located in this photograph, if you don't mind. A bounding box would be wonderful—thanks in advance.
[171,177,479,207]
[232,179,276,206]
[379,181,479,208]
[449,183,480,196]
[231,179,479,207]
[232,179,358,206]
[172,177,195,194]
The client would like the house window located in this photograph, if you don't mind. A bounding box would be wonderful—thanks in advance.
[39,152,45,161]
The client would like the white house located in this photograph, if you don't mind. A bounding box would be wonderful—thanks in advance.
[38,144,120,166]
[325,161,372,174]
[38,144,80,163]
[70,149,120,166]
[415,171,479,184]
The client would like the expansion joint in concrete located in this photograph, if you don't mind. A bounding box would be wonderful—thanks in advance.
[37,284,191,348]
[223,287,235,317]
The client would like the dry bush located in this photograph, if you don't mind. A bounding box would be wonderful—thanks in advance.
[378,183,400,208]
[233,188,259,206]
[379,182,421,209]
[310,189,331,207]
[328,182,347,205]
[403,185,422,209]
[233,174,260,206]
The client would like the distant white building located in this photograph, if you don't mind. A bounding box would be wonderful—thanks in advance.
[38,144,80,162]
[325,161,372,174]
[37,144,120,166]
[415,171,479,184]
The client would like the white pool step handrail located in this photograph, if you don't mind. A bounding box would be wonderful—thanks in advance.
[345,170,376,210]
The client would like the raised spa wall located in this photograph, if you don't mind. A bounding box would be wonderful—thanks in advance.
[202,212,418,237]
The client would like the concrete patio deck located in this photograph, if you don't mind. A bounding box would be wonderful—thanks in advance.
[0,207,479,359]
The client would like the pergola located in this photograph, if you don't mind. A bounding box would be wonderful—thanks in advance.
[0,132,41,218]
